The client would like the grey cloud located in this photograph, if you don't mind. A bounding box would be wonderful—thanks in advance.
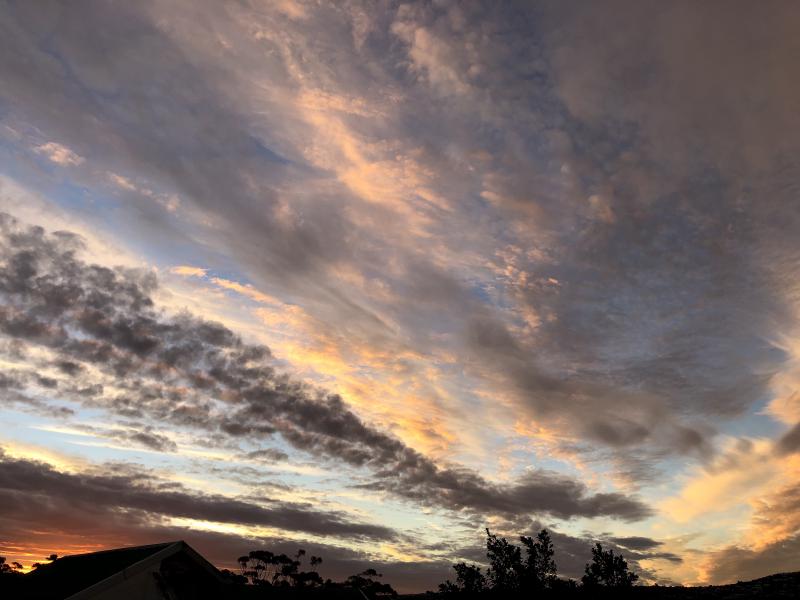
[0,449,395,541]
[546,528,680,582]
[775,422,800,456]
[388,1,800,471]
[0,214,651,522]
[3,0,795,496]
[609,536,662,552]
[125,429,177,452]
[0,452,446,593]
[67,422,179,453]
[360,467,651,522]
[55,360,83,376]
[707,534,800,585]
[706,481,800,583]
[0,0,780,481]
[0,0,355,289]
[245,448,290,462]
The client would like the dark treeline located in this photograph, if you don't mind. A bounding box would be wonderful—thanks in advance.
[0,529,638,599]
[6,533,800,598]
[218,528,639,597]
[437,528,637,598]
[220,548,398,597]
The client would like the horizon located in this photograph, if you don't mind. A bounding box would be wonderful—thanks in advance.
[2,1,800,594]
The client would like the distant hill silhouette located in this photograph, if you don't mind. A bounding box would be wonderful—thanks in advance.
[630,572,800,599]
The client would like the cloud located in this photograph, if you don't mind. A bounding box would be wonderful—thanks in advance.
[107,172,137,191]
[0,213,650,522]
[170,265,208,278]
[2,0,787,482]
[663,440,800,583]
[660,438,779,524]
[33,142,84,166]
[0,451,451,593]
[245,448,289,462]
[775,422,800,456]
[706,534,800,585]
[609,536,663,552]
[0,449,395,541]
[359,467,650,522]
[5,2,800,584]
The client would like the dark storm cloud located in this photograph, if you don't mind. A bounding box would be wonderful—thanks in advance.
[0,449,394,541]
[0,214,650,522]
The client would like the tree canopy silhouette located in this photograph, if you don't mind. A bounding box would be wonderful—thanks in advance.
[582,543,639,589]
[438,529,637,597]
[234,548,396,598]
[344,568,397,598]
[237,549,323,588]
[0,556,23,576]
[520,529,557,590]
[439,528,561,595]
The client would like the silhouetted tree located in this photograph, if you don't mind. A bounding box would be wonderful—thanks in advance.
[0,557,24,597]
[237,548,323,588]
[0,556,23,575]
[438,562,488,595]
[485,528,522,592]
[440,529,560,596]
[344,568,397,598]
[31,553,58,571]
[581,543,638,589]
[520,529,557,589]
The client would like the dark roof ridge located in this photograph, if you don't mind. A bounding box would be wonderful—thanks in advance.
[65,541,224,600]
[41,541,181,564]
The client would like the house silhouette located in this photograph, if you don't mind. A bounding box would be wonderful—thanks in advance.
[16,541,230,600]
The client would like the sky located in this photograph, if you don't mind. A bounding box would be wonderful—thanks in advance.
[2,0,800,592]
